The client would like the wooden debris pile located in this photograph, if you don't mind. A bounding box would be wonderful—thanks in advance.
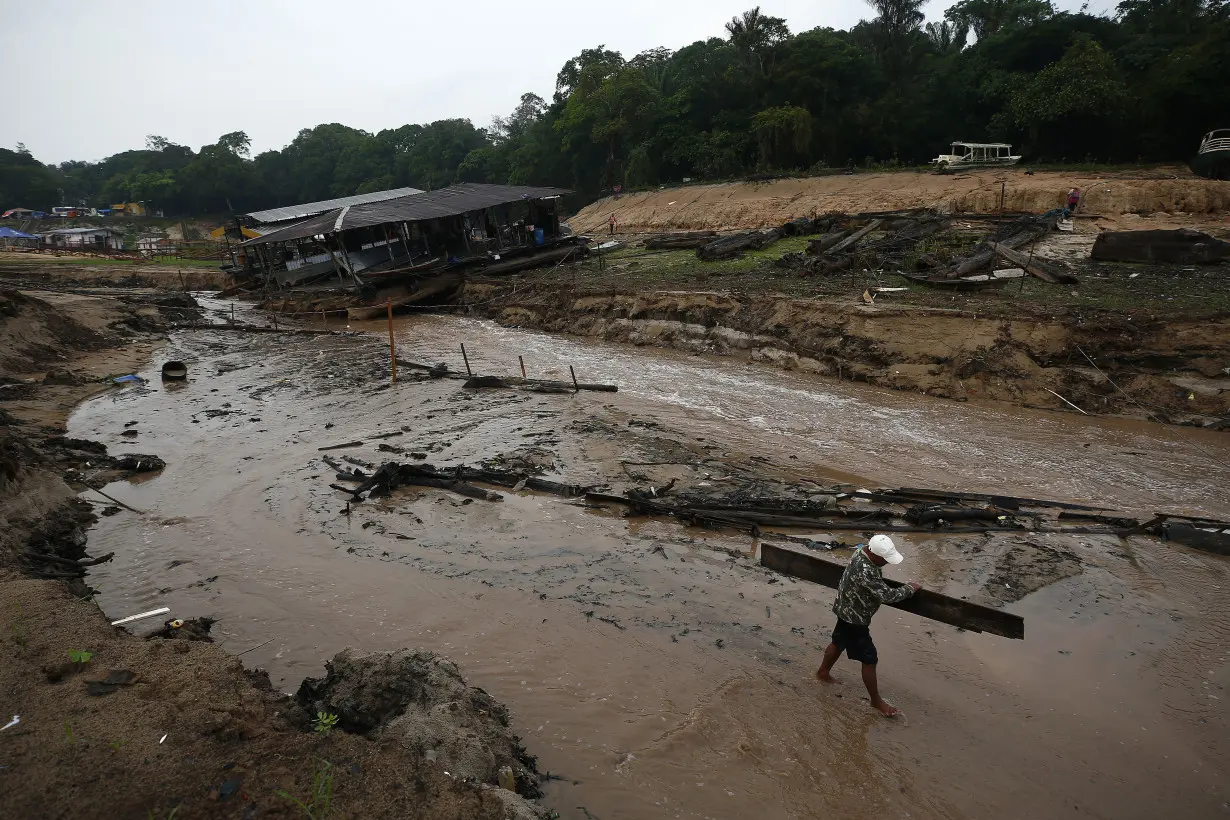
[320,456,1230,558]
[769,209,1082,286]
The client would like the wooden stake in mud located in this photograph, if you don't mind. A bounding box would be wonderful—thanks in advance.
[321,308,327,329]
[999,181,1006,215]
[569,365,579,392]
[387,299,397,384]
[461,344,472,375]
[230,302,235,324]
[519,356,526,378]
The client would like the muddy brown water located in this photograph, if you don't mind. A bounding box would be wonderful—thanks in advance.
[69,304,1229,819]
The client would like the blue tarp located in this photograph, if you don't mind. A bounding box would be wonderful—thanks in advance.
[0,227,36,239]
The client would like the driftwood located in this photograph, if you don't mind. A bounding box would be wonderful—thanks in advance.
[696,229,781,261]
[806,231,851,255]
[952,230,1036,276]
[644,231,718,250]
[824,219,883,255]
[991,242,1079,284]
[318,440,365,451]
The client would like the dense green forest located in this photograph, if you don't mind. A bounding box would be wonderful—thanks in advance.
[2,0,1227,217]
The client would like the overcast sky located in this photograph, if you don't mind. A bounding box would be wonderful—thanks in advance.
[3,0,1116,165]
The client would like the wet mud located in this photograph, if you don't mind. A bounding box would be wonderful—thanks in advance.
[68,307,1230,819]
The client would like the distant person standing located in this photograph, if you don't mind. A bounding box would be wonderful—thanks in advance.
[608,214,617,235]
[816,535,919,717]
[1066,187,1081,213]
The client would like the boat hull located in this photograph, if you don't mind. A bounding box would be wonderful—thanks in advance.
[1191,149,1230,180]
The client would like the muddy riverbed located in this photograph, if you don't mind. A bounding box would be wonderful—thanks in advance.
[69,307,1229,819]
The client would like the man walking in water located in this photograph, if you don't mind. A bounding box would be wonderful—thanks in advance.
[816,534,919,716]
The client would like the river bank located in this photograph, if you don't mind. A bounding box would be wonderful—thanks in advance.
[0,287,549,819]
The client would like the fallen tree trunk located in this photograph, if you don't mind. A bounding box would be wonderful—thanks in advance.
[952,230,1037,276]
[806,231,850,255]
[824,219,883,255]
[644,232,718,250]
[696,229,781,261]
[760,543,1024,639]
[991,242,1079,284]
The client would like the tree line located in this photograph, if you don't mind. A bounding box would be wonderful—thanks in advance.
[2,0,1227,217]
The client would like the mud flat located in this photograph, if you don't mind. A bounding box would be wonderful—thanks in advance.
[63,308,1230,820]
[0,286,549,819]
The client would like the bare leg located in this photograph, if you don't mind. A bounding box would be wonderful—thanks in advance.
[816,643,842,682]
[861,663,898,717]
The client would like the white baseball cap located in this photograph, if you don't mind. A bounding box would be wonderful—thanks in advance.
[868,534,904,565]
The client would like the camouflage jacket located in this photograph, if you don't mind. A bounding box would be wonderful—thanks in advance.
[832,549,914,626]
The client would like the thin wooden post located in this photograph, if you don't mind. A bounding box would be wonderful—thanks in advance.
[999,182,1005,215]
[230,302,235,324]
[519,356,526,378]
[569,365,579,392]
[321,308,326,329]
[461,344,472,375]
[387,299,397,384]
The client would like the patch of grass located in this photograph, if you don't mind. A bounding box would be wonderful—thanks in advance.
[277,758,335,819]
[68,648,93,665]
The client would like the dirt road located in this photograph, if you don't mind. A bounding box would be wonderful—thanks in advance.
[66,310,1230,819]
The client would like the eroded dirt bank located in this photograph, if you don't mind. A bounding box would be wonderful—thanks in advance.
[66,311,1230,820]
[0,289,549,819]
[570,169,1230,234]
[461,282,1230,428]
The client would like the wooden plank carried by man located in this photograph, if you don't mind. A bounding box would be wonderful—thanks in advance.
[760,542,1024,639]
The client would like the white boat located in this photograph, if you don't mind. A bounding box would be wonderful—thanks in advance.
[932,142,1022,172]
[1191,129,1230,180]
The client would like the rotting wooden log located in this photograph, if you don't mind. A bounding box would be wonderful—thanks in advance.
[760,543,1024,639]
[644,232,718,250]
[806,231,850,255]
[952,230,1036,276]
[172,323,351,336]
[696,229,781,261]
[991,242,1079,284]
[318,440,365,451]
[824,219,883,255]
[858,487,1106,512]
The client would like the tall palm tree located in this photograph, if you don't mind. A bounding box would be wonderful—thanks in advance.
[725,7,789,76]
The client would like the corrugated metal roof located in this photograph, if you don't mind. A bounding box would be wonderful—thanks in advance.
[40,226,124,235]
[242,184,569,247]
[245,186,424,224]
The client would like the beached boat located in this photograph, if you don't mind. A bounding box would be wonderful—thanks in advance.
[1190,129,1230,180]
[932,142,1021,173]
[346,272,463,320]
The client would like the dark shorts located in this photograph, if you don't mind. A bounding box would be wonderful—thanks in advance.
[832,619,878,665]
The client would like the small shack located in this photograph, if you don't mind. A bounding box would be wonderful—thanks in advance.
[1,208,35,220]
[40,226,125,251]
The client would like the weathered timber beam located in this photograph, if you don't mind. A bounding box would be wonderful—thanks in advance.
[825,219,883,255]
[760,543,1024,639]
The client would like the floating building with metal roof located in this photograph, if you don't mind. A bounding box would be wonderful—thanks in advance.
[244,186,424,226]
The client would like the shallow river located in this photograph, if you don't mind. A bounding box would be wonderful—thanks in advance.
[69,309,1229,819]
